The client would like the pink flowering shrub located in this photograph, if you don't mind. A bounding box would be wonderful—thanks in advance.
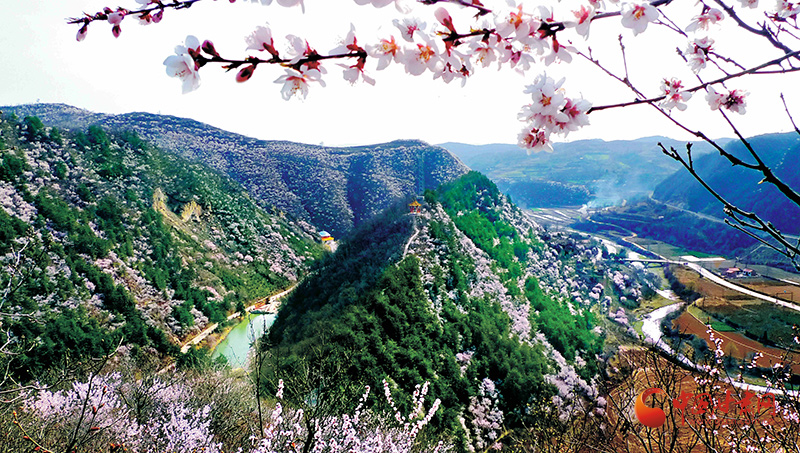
[17,372,223,453]
[9,372,449,453]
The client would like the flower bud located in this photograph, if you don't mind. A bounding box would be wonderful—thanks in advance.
[202,40,220,57]
[236,65,256,82]
[434,7,456,33]
[77,25,88,42]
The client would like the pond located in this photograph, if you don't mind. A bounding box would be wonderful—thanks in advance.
[212,313,276,369]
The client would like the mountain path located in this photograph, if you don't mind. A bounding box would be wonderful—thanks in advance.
[403,222,421,258]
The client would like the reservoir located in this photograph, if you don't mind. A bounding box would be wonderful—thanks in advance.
[212,313,276,369]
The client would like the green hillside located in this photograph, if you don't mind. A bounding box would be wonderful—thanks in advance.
[0,112,320,380]
[6,104,469,238]
[264,172,650,449]
[654,132,800,235]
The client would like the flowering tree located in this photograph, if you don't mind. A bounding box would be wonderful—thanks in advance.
[67,0,800,269]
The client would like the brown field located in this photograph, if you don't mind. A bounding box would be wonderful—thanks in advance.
[670,266,800,371]
[673,267,743,300]
[740,281,800,304]
[593,347,799,453]
[673,310,800,374]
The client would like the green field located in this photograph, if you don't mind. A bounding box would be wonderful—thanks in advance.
[696,301,800,348]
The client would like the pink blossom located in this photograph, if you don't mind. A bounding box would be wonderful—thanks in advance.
[776,0,800,18]
[685,8,724,32]
[138,12,154,25]
[738,0,759,8]
[518,74,590,152]
[107,11,125,26]
[236,65,256,83]
[499,44,537,73]
[553,98,591,135]
[518,127,553,153]
[433,47,472,85]
[468,378,504,451]
[686,37,713,73]
[285,35,310,64]
[163,35,202,93]
[521,74,567,118]
[285,35,327,74]
[570,5,596,38]
[76,25,88,42]
[339,59,375,85]
[392,17,426,42]
[401,34,443,76]
[705,86,748,114]
[620,1,659,36]
[367,36,402,70]
[246,25,280,58]
[495,4,534,40]
[274,68,325,99]
[330,24,364,55]
[543,37,575,65]
[659,78,693,111]
[434,7,457,34]
[469,37,500,68]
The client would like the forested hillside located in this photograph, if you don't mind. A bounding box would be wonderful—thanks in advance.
[266,172,653,449]
[654,132,800,235]
[0,112,320,380]
[5,104,469,237]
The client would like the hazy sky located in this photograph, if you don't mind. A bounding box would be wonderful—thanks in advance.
[0,0,797,146]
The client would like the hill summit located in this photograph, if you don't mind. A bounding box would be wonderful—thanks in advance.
[4,104,469,237]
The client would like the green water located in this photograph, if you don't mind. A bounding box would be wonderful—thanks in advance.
[212,313,276,369]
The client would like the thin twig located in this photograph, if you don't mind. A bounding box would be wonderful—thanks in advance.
[781,93,800,135]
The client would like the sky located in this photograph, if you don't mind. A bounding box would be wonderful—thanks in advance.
[0,0,797,147]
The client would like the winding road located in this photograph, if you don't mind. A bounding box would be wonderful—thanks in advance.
[684,262,800,314]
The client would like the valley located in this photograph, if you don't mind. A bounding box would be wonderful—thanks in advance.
[525,202,800,392]
[2,106,800,452]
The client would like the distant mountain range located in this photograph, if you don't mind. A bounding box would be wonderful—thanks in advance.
[653,132,800,235]
[440,137,729,208]
[3,104,468,237]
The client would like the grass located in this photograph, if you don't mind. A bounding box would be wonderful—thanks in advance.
[637,293,678,313]
[680,250,717,259]
[632,320,645,337]
[686,304,735,331]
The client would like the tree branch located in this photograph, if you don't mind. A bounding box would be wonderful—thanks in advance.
[781,93,800,135]
[588,50,800,113]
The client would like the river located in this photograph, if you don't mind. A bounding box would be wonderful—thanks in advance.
[212,313,276,369]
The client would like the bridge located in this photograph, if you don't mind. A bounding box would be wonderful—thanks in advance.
[619,258,687,267]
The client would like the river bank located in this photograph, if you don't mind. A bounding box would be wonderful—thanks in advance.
[212,313,276,369]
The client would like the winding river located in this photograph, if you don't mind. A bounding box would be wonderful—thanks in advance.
[212,313,276,369]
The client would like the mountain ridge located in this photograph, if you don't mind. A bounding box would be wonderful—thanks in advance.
[653,132,800,235]
[2,103,469,237]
